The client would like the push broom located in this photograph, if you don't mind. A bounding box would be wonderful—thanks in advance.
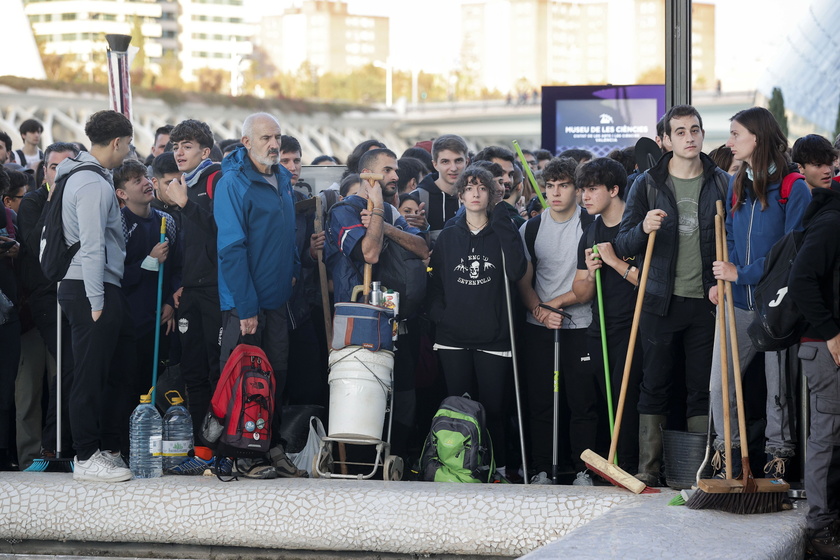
[581,231,659,494]
[686,202,790,513]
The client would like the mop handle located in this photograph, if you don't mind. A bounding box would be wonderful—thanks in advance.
[593,246,615,445]
[151,217,166,404]
[512,141,548,210]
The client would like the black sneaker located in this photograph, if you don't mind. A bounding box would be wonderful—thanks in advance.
[235,458,279,480]
[268,444,308,478]
[808,522,840,560]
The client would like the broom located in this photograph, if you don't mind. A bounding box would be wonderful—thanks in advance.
[686,202,790,513]
[581,231,659,494]
[24,287,74,472]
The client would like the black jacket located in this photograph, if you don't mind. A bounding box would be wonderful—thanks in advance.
[409,172,460,245]
[613,151,729,316]
[789,181,840,342]
[180,163,221,289]
[427,203,526,352]
[16,186,52,301]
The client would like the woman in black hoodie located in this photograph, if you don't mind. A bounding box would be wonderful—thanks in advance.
[427,165,526,475]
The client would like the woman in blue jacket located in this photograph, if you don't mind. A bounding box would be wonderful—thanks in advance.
[710,106,811,478]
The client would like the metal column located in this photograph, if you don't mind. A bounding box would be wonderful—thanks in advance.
[665,0,692,108]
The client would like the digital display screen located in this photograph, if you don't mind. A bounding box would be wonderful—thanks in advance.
[542,85,666,157]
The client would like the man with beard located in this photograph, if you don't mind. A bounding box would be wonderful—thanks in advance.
[213,112,306,479]
[325,148,429,460]
[326,148,429,303]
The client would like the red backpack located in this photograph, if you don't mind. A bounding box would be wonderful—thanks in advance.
[204,344,275,461]
[731,172,804,213]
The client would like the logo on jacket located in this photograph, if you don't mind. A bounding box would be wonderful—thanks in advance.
[178,318,189,334]
[454,254,495,285]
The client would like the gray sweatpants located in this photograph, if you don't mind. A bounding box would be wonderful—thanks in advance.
[710,306,794,455]
[799,341,840,531]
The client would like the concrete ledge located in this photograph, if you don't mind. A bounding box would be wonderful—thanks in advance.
[0,473,646,558]
[522,491,808,560]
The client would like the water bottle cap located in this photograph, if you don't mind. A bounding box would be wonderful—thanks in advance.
[165,390,184,406]
[139,394,152,404]
[170,396,184,405]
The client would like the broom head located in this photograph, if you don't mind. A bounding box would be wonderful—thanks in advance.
[581,449,660,494]
[686,477,791,514]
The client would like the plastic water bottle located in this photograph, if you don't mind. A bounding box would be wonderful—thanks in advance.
[129,391,163,478]
[162,392,193,472]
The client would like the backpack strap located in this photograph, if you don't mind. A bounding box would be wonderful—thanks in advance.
[778,172,805,206]
[579,207,595,232]
[205,170,220,200]
[15,150,26,166]
[524,214,541,269]
[584,216,598,251]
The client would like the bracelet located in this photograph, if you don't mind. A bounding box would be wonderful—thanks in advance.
[371,209,385,217]
[622,266,632,280]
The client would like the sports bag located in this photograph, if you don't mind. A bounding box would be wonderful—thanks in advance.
[419,394,495,483]
[39,162,110,282]
[332,302,394,351]
[201,344,276,460]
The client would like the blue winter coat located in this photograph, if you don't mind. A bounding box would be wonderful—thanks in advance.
[214,147,300,318]
[725,172,810,310]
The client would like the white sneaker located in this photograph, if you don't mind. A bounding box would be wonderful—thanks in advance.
[101,450,127,469]
[74,451,133,482]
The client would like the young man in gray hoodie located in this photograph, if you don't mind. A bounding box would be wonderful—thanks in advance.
[56,110,135,482]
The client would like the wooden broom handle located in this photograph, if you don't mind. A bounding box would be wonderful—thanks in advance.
[609,230,656,462]
[715,213,733,479]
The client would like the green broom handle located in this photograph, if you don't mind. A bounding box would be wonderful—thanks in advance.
[593,246,615,448]
[512,141,548,209]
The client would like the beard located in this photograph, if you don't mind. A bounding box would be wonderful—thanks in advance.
[254,149,280,168]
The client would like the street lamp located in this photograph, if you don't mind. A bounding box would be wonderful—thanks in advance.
[373,59,393,107]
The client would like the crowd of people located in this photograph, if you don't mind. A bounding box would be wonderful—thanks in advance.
[2,103,840,555]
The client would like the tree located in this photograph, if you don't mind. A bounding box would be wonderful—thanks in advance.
[768,87,788,137]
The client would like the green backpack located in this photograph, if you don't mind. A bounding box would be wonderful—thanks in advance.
[419,395,495,483]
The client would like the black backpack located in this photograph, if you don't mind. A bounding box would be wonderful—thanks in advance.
[748,210,840,352]
[40,162,110,282]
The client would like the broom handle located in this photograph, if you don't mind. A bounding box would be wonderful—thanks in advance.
[608,230,656,463]
[720,207,754,487]
[314,196,333,346]
[151,217,166,405]
[362,187,375,303]
[593,246,615,442]
[715,214,733,479]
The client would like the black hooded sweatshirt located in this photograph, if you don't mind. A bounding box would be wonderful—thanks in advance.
[427,203,526,352]
[790,180,840,342]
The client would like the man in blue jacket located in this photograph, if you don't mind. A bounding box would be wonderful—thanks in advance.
[214,112,305,479]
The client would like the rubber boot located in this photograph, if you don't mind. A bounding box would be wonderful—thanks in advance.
[686,415,708,434]
[635,414,666,487]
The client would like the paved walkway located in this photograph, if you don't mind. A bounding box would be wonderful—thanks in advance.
[0,473,807,558]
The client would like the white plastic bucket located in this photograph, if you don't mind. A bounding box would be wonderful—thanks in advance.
[328,346,394,440]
